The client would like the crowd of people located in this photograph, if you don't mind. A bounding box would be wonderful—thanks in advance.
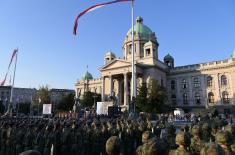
[0,112,234,155]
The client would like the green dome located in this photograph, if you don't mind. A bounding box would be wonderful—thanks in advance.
[127,17,153,37]
[81,71,93,81]
[231,50,235,58]
[164,53,174,60]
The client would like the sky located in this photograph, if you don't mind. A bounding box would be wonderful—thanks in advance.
[0,0,235,89]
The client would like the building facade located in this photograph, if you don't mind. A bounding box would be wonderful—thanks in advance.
[50,88,75,105]
[75,17,235,112]
[0,86,37,110]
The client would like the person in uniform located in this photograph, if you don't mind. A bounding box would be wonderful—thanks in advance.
[215,131,234,155]
[169,131,190,155]
[190,125,205,155]
[106,136,123,155]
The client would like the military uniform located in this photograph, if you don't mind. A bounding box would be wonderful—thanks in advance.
[216,131,234,155]
[106,136,123,155]
[170,132,190,155]
[190,125,204,155]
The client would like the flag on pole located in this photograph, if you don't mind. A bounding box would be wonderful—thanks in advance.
[73,0,132,35]
[8,49,18,70]
[0,48,18,86]
[0,73,8,86]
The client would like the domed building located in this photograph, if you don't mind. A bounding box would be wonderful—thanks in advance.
[75,17,235,113]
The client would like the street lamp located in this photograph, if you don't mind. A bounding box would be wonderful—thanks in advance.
[93,94,98,111]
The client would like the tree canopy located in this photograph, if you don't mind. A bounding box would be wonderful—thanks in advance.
[57,93,75,111]
[80,91,101,108]
[136,78,169,113]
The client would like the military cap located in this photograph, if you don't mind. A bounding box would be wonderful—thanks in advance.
[106,136,122,155]
[215,131,229,146]
[200,143,222,155]
[175,131,186,146]
[224,124,235,135]
[142,131,155,143]
[191,125,200,135]
[19,150,41,155]
[202,122,209,130]
[231,143,235,153]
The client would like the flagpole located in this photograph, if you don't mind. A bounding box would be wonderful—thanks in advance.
[131,0,136,113]
[8,48,18,116]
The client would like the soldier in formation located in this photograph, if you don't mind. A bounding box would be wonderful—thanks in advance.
[0,113,234,155]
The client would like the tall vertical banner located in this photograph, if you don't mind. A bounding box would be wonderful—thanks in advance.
[73,0,132,36]
[0,49,18,86]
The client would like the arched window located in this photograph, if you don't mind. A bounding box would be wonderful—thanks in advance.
[222,91,229,104]
[195,92,201,104]
[171,94,177,105]
[207,76,213,87]
[181,79,187,89]
[183,93,188,104]
[221,75,227,86]
[194,77,200,88]
[171,80,176,90]
[208,92,214,103]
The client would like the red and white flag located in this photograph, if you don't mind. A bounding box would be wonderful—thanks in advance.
[0,48,18,86]
[8,49,18,70]
[73,0,132,35]
[0,73,8,86]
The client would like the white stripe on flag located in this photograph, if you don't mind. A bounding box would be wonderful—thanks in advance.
[87,5,105,13]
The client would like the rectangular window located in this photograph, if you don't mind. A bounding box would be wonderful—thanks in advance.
[128,44,132,54]
[146,48,151,56]
[194,77,200,88]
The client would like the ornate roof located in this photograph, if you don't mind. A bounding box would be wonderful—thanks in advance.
[81,71,93,81]
[164,53,174,60]
[127,16,153,37]
[105,51,116,57]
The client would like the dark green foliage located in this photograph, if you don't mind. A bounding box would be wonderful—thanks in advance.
[80,91,101,108]
[18,102,30,114]
[57,93,75,111]
[37,85,51,104]
[136,78,169,113]
[136,83,148,112]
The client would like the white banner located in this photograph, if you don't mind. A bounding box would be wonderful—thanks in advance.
[96,102,113,115]
[43,104,52,115]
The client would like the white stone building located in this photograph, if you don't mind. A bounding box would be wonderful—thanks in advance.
[75,17,235,112]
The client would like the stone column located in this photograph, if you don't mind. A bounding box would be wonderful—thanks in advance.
[110,75,113,96]
[102,76,105,101]
[118,79,122,106]
[124,73,128,107]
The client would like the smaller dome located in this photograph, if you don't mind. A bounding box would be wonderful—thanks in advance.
[81,71,93,81]
[231,50,235,58]
[105,51,116,57]
[164,53,174,60]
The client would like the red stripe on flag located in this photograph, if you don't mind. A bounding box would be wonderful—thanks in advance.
[73,0,132,35]
[1,48,18,86]
[0,73,8,86]
[8,49,18,70]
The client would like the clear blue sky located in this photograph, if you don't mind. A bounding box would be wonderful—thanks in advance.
[0,0,234,89]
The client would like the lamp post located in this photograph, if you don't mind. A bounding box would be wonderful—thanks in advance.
[93,94,98,111]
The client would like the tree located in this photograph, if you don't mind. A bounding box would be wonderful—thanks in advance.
[136,83,148,112]
[135,78,168,113]
[18,102,30,114]
[38,85,51,104]
[80,91,101,108]
[57,93,75,111]
[147,78,168,113]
